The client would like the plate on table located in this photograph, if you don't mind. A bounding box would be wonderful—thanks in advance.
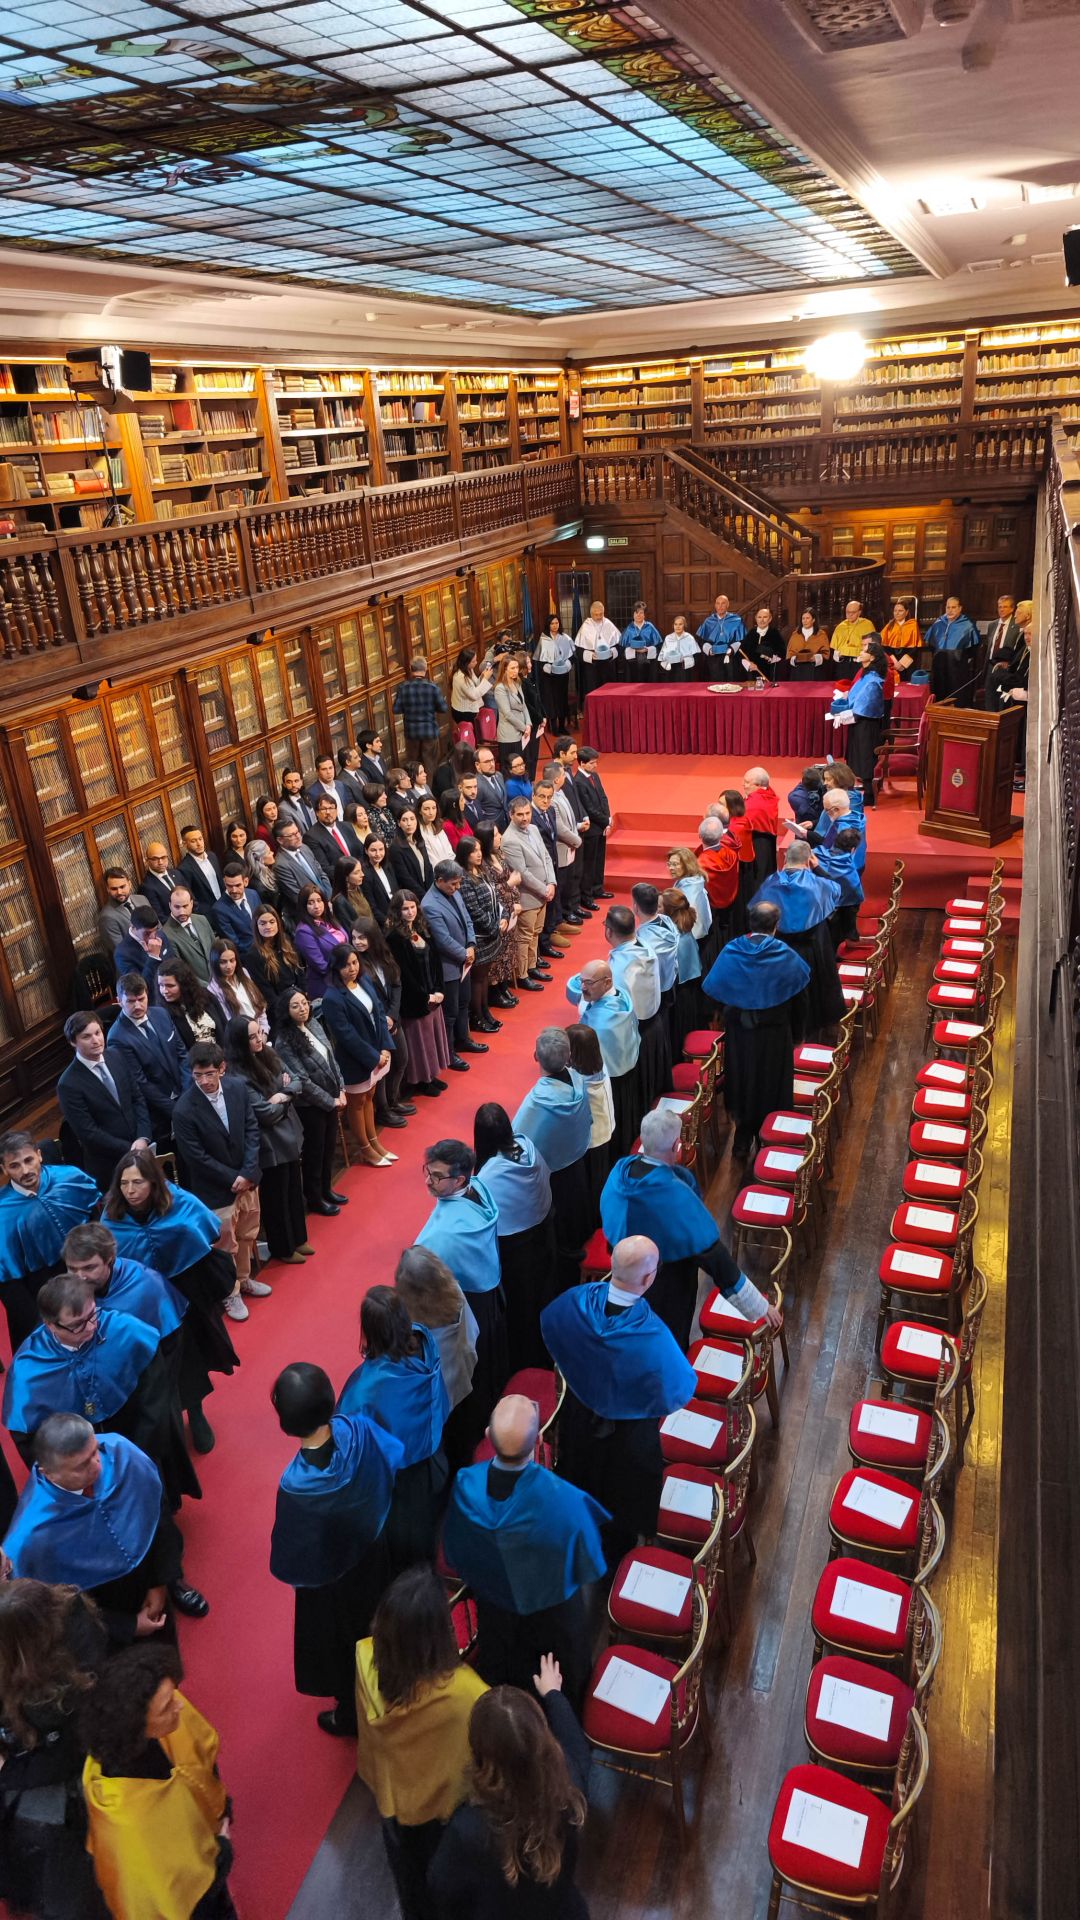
[707,683,744,694]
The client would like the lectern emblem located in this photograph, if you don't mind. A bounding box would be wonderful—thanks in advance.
[950,770,965,788]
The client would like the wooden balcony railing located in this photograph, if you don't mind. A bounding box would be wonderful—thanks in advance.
[698,418,1047,500]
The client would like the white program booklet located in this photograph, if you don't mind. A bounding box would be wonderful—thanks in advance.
[912,1162,961,1187]
[594,1655,669,1726]
[619,1560,691,1616]
[842,1477,914,1531]
[949,940,983,954]
[695,1343,744,1384]
[655,1095,691,1116]
[801,1046,832,1063]
[952,897,985,911]
[660,1475,715,1523]
[831,1574,902,1634]
[920,1123,967,1145]
[923,1064,967,1085]
[889,1249,943,1278]
[938,985,975,1002]
[897,1325,948,1359]
[762,1149,803,1173]
[816,1672,894,1744]
[782,1788,868,1869]
[924,1090,967,1109]
[661,1407,721,1449]
[857,1403,920,1443]
[948,917,982,932]
[904,1205,950,1232]
[772,1113,811,1135]
[744,1191,791,1217]
[942,1023,982,1039]
[940,960,977,977]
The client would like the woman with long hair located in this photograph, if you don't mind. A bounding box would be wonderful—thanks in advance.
[245,905,305,1003]
[455,835,501,1035]
[385,890,451,1099]
[253,795,279,845]
[566,1023,615,1230]
[419,793,454,870]
[292,885,348,1001]
[223,1017,309,1266]
[244,837,278,905]
[394,1246,479,1472]
[474,822,521,1002]
[320,945,395,1166]
[331,856,363,930]
[349,917,413,1124]
[720,789,755,929]
[662,886,707,1050]
[492,655,529,772]
[535,612,573,733]
[391,806,434,899]
[361,834,396,927]
[433,742,476,804]
[338,1287,449,1569]
[270,988,349,1218]
[438,787,470,852]
[428,1664,589,1919]
[363,783,398,847]
[355,1567,488,1920]
[80,1643,237,1920]
[206,939,267,1034]
[156,960,225,1051]
[0,1580,108,1920]
[103,1150,238,1455]
[451,646,492,726]
[473,1102,554,1373]
[665,845,715,963]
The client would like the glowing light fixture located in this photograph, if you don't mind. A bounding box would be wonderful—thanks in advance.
[804,330,868,382]
[585,534,606,552]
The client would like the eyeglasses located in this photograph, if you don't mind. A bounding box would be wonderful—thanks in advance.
[54,1306,98,1335]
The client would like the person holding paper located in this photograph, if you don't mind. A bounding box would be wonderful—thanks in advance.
[601,1108,779,1347]
[442,1394,607,1711]
[702,902,811,1158]
[541,1237,697,1564]
[749,842,845,1038]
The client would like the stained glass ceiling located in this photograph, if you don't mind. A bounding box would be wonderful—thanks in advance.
[0,0,921,315]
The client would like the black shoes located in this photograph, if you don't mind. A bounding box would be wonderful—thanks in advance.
[317,1707,357,1738]
[308,1199,340,1216]
[516,977,543,992]
[418,1078,447,1094]
[188,1408,215,1455]
[447,1057,469,1072]
[328,1189,349,1205]
[170,1580,210,1619]
[379,1113,408,1129]
[562,913,585,926]
[528,967,549,981]
[594,888,615,900]
[459,1038,489,1054]
[473,1015,501,1033]
[394,1101,418,1116]
[489,986,516,1008]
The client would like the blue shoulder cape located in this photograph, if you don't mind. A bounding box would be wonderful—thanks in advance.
[0,1166,100,1284]
[103,1255,187,1339]
[3,1434,162,1587]
[703,934,810,1009]
[2,1308,158,1434]
[337,1328,449,1469]
[813,846,864,908]
[443,1461,608,1612]
[106,1184,220,1281]
[512,1069,592,1173]
[540,1282,696,1419]
[475,1136,552,1237]
[600,1157,718,1263]
[414,1183,502,1296]
[749,869,842,933]
[270,1413,404,1588]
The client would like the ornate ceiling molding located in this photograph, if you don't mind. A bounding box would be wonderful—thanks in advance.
[784,0,925,51]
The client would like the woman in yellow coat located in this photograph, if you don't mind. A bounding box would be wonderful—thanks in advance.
[81,1644,235,1920]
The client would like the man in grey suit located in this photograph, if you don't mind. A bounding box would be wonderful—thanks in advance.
[473,745,509,828]
[421,863,487,1067]
[97,870,151,955]
[501,794,557,987]
[164,886,215,984]
[272,819,331,908]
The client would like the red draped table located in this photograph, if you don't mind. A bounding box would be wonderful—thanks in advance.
[582,682,929,757]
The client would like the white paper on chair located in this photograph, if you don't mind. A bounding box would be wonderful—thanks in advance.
[696,1344,744,1384]
[941,960,977,977]
[924,1090,967,1110]
[594,1655,669,1726]
[801,1046,832,1063]
[816,1674,895,1744]
[889,1250,942,1279]
[832,1575,902,1634]
[897,1325,948,1359]
[745,1191,791,1217]
[943,1023,982,1039]
[793,1076,821,1093]
[913,1162,961,1188]
[858,1403,921,1443]
[948,918,981,933]
[925,1064,967,1085]
[662,1407,721,1449]
[656,1096,691,1116]
[921,1124,966,1146]
[661,1476,715,1523]
[938,986,974,1002]
[949,940,983,954]
[952,898,984,911]
[772,1114,811,1135]
[843,1478,914,1530]
[783,1788,868,1869]
[763,1150,803,1174]
[620,1561,691,1616]
[905,1205,950,1232]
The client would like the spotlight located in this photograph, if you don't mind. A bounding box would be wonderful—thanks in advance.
[804,331,868,383]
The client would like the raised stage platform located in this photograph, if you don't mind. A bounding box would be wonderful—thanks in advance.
[583,679,929,757]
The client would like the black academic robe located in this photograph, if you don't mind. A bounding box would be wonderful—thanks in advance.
[784,922,846,1035]
[722,995,807,1145]
[88,1505,182,1649]
[555,1303,662,1557]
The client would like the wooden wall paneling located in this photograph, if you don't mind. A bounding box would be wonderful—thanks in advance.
[4,723,75,1005]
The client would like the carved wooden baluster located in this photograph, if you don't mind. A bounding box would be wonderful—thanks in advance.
[69,548,100,635]
[112,541,139,627]
[7,557,34,653]
[35,555,64,644]
[87,546,114,631]
[206,524,225,599]
[21,553,49,649]
[0,570,15,660]
[99,546,126,629]
[191,527,212,603]
[167,531,190,610]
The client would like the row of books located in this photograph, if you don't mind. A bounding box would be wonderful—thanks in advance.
[287,407,318,429]
[834,389,958,412]
[323,404,366,429]
[0,362,66,394]
[974,377,1080,398]
[192,371,255,392]
[704,402,818,421]
[380,400,442,424]
[455,373,508,391]
[270,371,363,393]
[283,441,320,470]
[0,415,33,445]
[584,412,691,430]
[855,360,960,383]
[384,430,445,456]
[35,407,104,444]
[583,386,690,406]
[375,373,445,393]
[457,404,508,421]
[705,374,817,393]
[202,406,257,434]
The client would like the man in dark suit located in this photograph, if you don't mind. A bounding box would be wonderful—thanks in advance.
[210,863,262,954]
[336,746,367,811]
[58,1010,152,1187]
[114,907,169,995]
[357,729,387,785]
[575,745,614,906]
[421,864,488,1066]
[531,776,568,960]
[307,754,344,818]
[457,773,481,832]
[304,794,364,881]
[138,842,181,924]
[278,767,317,833]
[107,973,191,1149]
[172,1041,264,1320]
[273,819,332,908]
[96,870,151,956]
[473,745,509,828]
[177,825,223,913]
[982,593,1021,706]
[164,887,215,983]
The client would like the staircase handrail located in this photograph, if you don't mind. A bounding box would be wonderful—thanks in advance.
[733,554,886,632]
[678,445,809,540]
[660,450,813,578]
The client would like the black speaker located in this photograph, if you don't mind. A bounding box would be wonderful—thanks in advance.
[1064,227,1080,287]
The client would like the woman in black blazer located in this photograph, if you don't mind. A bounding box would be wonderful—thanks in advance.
[320,944,395,1165]
[360,834,396,928]
[384,891,452,1097]
[349,916,413,1125]
[271,988,349,1216]
[389,807,433,899]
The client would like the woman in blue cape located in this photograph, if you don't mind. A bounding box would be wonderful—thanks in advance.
[750,845,845,1038]
[512,1029,597,1288]
[704,902,812,1155]
[338,1289,449,1572]
[271,1362,404,1740]
[473,1103,555,1373]
[833,640,888,804]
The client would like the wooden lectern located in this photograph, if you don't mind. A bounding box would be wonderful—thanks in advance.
[919,702,1022,847]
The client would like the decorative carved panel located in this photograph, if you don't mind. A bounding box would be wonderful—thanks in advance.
[787,0,923,48]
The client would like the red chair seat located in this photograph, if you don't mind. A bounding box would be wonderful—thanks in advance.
[759,1109,813,1146]
[926,983,979,1011]
[582,1228,610,1278]
[848,1398,932,1472]
[471,1368,558,1464]
[805,1656,915,1770]
[687,1337,748,1402]
[915,1059,970,1091]
[881,1320,957,1383]
[657,1463,724,1546]
[829,1467,920,1552]
[942,938,987,960]
[843,986,870,1007]
[609,1546,696,1637]
[768,1763,892,1901]
[932,1019,986,1050]
[889,1200,959,1249]
[453,720,476,748]
[908,1119,971,1158]
[793,1043,836,1076]
[900,1158,968,1204]
[670,1060,702,1094]
[943,915,988,937]
[837,963,869,981]
[791,1075,824,1108]
[583,1643,683,1754]
[731,1185,794,1230]
[878,1242,953,1294]
[933,958,981,983]
[811,1556,913,1658]
[946,894,991,916]
[682,1029,718,1059]
[911,1086,973,1122]
[659,1398,731,1469]
[699,1290,769,1340]
[752,1145,805,1186]
[476,707,498,743]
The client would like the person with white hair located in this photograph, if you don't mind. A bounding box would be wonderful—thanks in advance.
[600,1109,779,1346]
[750,841,845,1035]
[541,1236,697,1563]
[703,901,812,1156]
[742,766,781,886]
[695,592,745,683]
[697,816,740,940]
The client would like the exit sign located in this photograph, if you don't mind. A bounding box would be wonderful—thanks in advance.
[606,536,629,547]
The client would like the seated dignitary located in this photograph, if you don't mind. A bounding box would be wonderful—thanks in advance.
[703,901,811,1157]
[442,1392,607,1711]
[600,1109,780,1349]
[473,1101,554,1373]
[337,1287,449,1571]
[270,1361,404,1740]
[564,957,642,1157]
[541,1236,697,1565]
[58,1009,151,1189]
[750,839,845,1036]
[3,1417,196,1647]
[415,1139,508,1426]
[0,1131,98,1353]
[512,1027,596,1288]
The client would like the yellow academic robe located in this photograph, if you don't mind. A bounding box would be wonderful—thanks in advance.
[83,1693,227,1920]
[355,1638,488,1826]
[830,617,876,659]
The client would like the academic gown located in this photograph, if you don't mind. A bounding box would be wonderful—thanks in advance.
[743,788,780,888]
[337,1330,450,1570]
[270,1414,404,1710]
[106,1187,239,1406]
[566,984,642,1159]
[476,1139,556,1371]
[600,1156,722,1350]
[443,1460,607,1710]
[703,934,811,1144]
[0,1166,101,1351]
[541,1283,696,1553]
[513,1070,596,1285]
[750,870,845,1034]
[415,1184,509,1439]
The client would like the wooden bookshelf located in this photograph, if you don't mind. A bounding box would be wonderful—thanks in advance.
[701,349,820,445]
[578,360,692,453]
[372,369,451,480]
[514,371,565,462]
[974,320,1080,441]
[454,370,512,470]
[832,332,966,434]
[264,364,373,500]
[0,357,133,531]
[124,360,269,521]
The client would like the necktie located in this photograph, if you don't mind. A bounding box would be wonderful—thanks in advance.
[240,897,251,919]
[333,828,348,854]
[297,852,318,884]
[95,1060,119,1102]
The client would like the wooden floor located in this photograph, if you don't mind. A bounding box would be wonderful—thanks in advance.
[288,912,1012,1920]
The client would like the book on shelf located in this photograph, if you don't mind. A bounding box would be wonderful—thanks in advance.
[45,472,76,497]
[201,405,255,434]
[0,414,32,447]
[192,370,255,392]
[36,406,105,444]
[0,459,45,500]
[289,407,318,429]
[150,368,179,393]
